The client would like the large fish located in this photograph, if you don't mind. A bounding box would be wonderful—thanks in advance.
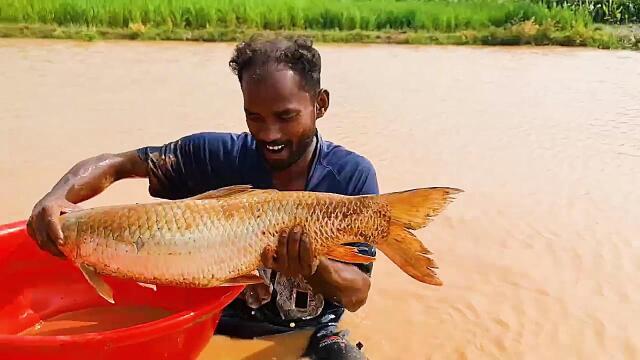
[55,185,463,303]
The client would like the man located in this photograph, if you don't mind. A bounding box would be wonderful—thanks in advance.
[27,36,377,359]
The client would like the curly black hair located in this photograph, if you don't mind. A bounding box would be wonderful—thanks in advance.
[229,35,321,96]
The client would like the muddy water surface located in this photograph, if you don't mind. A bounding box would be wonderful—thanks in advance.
[1,39,639,359]
[19,306,173,336]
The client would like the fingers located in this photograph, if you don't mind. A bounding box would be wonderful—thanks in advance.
[261,246,275,269]
[299,231,316,277]
[287,225,302,277]
[30,204,64,258]
[35,209,55,256]
[27,195,77,259]
[270,225,311,277]
[45,209,63,245]
[276,228,289,273]
[42,206,65,257]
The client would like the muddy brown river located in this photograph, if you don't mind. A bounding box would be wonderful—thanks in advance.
[1,38,638,359]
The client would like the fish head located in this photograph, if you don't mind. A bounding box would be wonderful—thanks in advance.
[58,213,81,260]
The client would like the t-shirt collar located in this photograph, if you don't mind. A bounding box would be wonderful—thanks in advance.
[305,130,324,190]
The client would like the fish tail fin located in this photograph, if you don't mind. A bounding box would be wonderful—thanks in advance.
[380,187,463,230]
[377,187,463,286]
[378,224,443,285]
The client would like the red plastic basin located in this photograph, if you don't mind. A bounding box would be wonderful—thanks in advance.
[0,220,244,360]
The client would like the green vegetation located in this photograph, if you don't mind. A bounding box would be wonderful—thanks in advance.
[541,0,640,24]
[0,0,638,49]
[0,0,596,31]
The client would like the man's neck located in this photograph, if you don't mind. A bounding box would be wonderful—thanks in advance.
[271,135,318,191]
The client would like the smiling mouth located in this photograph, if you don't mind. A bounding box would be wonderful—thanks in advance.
[265,144,286,153]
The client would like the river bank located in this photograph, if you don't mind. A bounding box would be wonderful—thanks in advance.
[1,22,639,49]
[1,0,638,49]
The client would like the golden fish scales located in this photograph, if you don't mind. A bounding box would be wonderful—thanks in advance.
[56,185,463,303]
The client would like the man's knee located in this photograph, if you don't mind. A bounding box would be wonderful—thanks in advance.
[302,326,367,360]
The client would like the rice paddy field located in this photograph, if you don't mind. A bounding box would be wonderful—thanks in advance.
[0,0,638,49]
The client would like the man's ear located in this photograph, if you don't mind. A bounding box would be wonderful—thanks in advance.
[315,89,330,119]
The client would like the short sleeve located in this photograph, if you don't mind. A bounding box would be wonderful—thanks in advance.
[136,132,242,200]
[351,158,379,196]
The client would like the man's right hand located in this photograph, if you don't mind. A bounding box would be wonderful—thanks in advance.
[25,150,149,258]
[27,193,82,258]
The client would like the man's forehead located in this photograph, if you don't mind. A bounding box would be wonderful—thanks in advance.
[241,65,310,108]
[243,64,301,86]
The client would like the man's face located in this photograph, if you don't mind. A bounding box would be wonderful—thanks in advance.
[241,64,324,171]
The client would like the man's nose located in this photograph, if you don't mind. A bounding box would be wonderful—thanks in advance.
[256,123,283,143]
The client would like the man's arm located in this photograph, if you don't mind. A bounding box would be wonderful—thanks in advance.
[27,150,148,257]
[307,254,372,312]
[261,225,372,312]
[307,161,379,312]
[261,163,379,312]
[28,132,243,257]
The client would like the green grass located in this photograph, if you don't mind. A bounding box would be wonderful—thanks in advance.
[0,0,637,49]
[541,0,640,24]
[0,0,594,32]
[2,22,636,49]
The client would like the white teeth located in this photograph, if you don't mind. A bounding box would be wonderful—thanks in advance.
[266,144,285,151]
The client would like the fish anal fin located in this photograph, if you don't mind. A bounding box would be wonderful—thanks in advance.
[79,263,115,303]
[189,185,254,200]
[219,272,265,286]
[326,245,376,264]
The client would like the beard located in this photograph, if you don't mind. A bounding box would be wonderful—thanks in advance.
[258,128,317,172]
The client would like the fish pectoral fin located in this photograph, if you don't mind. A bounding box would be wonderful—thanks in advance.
[79,263,115,304]
[219,272,265,286]
[136,282,157,291]
[188,185,254,200]
[326,245,376,264]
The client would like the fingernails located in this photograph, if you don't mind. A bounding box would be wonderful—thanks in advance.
[294,225,301,232]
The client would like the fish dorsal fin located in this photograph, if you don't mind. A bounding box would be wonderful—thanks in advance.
[189,185,254,200]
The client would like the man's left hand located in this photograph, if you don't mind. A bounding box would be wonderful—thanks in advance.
[262,225,319,278]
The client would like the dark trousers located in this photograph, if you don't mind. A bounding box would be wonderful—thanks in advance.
[216,314,366,359]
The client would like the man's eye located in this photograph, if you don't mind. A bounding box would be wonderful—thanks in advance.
[280,113,297,120]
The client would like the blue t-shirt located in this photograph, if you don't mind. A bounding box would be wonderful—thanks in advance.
[136,131,379,334]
